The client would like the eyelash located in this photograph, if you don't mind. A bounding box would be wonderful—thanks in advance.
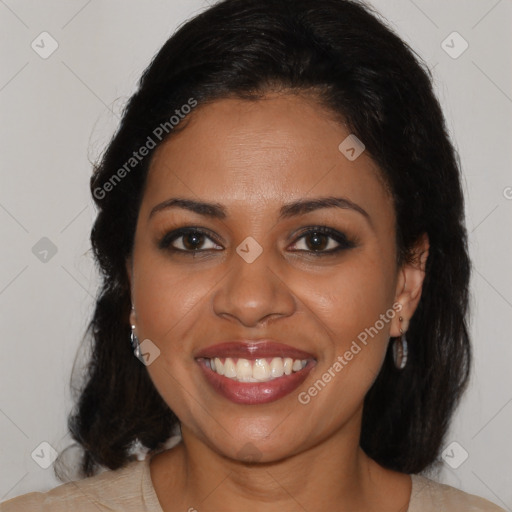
[158,226,356,256]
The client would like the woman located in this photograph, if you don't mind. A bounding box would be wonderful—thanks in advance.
[1,0,506,510]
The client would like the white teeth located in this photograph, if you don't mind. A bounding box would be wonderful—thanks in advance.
[224,358,237,378]
[283,358,293,375]
[292,359,302,372]
[214,357,224,375]
[270,357,284,378]
[253,359,270,381]
[207,356,308,382]
[236,358,253,381]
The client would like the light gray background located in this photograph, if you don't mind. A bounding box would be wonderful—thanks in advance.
[1,0,511,507]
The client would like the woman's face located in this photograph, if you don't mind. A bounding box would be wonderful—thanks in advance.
[127,93,421,462]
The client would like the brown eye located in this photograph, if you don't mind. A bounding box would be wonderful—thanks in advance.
[303,232,330,251]
[181,231,206,250]
[159,228,223,252]
[289,226,356,255]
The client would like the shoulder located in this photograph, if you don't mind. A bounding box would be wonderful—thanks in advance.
[409,474,507,512]
[0,458,158,512]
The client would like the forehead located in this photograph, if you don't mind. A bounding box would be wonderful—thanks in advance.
[143,94,392,221]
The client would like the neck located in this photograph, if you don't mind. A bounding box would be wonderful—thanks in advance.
[149,417,411,512]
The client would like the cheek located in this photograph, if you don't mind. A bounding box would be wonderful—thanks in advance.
[308,253,396,344]
[302,252,397,408]
[130,249,215,422]
[130,245,213,351]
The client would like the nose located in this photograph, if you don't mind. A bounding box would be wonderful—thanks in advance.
[211,246,296,327]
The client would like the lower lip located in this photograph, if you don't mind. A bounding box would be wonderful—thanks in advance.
[196,359,316,405]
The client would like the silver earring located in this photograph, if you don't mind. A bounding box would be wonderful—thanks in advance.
[393,334,408,370]
[393,316,408,370]
[130,324,141,358]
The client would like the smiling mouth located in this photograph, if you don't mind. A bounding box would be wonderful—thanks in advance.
[195,356,317,405]
[194,340,317,404]
[198,356,312,382]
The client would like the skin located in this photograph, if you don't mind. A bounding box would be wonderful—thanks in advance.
[126,92,429,512]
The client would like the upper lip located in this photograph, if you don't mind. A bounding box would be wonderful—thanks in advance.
[195,340,316,360]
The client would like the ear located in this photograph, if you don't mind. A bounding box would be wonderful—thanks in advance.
[390,233,429,337]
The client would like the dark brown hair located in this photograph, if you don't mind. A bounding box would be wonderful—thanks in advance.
[57,0,471,479]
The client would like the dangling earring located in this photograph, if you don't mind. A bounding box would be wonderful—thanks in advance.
[393,316,408,370]
[130,324,141,358]
[130,305,141,358]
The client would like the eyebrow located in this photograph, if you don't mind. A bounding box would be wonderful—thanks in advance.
[149,196,370,223]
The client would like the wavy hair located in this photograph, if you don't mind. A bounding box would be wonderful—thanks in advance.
[56,0,471,479]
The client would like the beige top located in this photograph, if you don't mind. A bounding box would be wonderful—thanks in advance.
[0,455,506,511]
